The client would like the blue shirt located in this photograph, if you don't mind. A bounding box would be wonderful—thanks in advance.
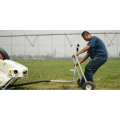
[87,36,108,59]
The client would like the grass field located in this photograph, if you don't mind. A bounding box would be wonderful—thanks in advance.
[14,58,120,90]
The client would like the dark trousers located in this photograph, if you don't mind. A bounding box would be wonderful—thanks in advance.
[79,57,107,87]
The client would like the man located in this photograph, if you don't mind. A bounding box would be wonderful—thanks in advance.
[73,31,108,87]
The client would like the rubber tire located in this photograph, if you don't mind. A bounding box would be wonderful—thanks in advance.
[83,81,95,90]
[0,47,10,60]
[77,79,80,85]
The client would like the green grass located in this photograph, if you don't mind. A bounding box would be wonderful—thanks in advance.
[13,58,120,90]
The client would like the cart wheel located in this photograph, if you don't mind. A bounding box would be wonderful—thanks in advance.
[83,81,95,90]
[77,79,80,85]
[0,47,10,60]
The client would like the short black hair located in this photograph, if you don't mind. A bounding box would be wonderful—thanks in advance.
[81,31,90,36]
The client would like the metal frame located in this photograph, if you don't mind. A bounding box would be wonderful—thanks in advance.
[73,55,87,82]
[0,76,28,90]
[50,55,86,83]
[1,78,15,90]
[0,32,120,37]
[0,31,119,59]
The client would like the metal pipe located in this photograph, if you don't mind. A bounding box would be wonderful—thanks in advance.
[64,34,66,58]
[11,35,12,60]
[0,32,120,37]
[51,34,53,58]
[2,78,15,90]
[117,31,118,57]
[75,55,87,82]
[38,34,40,59]
[24,35,26,59]
[50,80,74,83]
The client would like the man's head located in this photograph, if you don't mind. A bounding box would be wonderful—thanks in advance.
[81,31,91,41]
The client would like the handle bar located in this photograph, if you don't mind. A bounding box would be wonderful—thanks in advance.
[72,55,87,82]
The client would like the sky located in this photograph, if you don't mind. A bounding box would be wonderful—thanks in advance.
[0,30,119,58]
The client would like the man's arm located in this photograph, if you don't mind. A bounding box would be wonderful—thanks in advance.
[75,45,91,56]
[75,52,89,66]
[79,52,89,64]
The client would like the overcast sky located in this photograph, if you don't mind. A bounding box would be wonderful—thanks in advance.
[0,30,119,57]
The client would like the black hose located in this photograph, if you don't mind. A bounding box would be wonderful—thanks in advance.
[10,80,51,87]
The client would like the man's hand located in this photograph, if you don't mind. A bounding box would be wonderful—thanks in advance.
[74,52,89,66]
[74,62,80,66]
[72,53,78,58]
